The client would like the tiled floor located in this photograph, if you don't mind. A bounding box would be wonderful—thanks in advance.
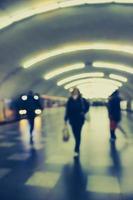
[0,107,133,200]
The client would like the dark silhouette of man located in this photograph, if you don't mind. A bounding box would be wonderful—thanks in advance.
[108,90,121,141]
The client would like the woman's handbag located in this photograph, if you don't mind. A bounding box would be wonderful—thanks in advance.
[85,113,90,122]
[62,125,70,142]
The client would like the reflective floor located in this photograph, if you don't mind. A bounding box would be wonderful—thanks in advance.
[0,107,133,200]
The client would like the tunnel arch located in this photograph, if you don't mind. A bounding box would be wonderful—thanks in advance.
[0,2,132,99]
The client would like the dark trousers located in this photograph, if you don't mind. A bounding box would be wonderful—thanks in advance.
[71,122,83,152]
[110,130,116,139]
[110,120,118,139]
[28,117,35,136]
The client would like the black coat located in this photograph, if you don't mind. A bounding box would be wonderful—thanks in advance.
[26,95,43,118]
[108,96,121,122]
[64,96,90,125]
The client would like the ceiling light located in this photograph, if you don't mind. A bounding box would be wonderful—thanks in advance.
[93,61,133,74]
[59,0,84,8]
[86,0,112,4]
[115,0,133,3]
[1,1,133,31]
[109,74,128,82]
[34,3,59,15]
[57,72,104,86]
[11,8,35,22]
[44,63,85,80]
[0,3,59,30]
[0,15,13,29]
[76,83,119,99]
[23,43,133,68]
[64,78,122,89]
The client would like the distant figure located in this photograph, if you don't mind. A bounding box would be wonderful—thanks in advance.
[64,88,90,156]
[26,91,43,144]
[108,90,121,141]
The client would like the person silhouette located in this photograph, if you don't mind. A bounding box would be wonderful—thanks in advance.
[64,88,90,156]
[108,90,121,141]
[25,91,43,144]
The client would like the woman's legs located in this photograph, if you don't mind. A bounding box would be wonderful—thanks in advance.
[110,120,117,140]
[28,117,35,143]
[110,130,116,139]
[71,123,83,153]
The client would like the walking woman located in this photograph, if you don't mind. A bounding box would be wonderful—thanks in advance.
[64,88,90,156]
[108,90,121,141]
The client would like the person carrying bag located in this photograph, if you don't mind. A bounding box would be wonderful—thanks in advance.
[64,88,90,156]
[62,124,70,142]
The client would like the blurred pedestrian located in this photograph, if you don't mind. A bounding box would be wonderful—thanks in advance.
[26,91,43,144]
[64,88,90,156]
[108,90,121,141]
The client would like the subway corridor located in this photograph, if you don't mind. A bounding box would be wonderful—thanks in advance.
[0,107,133,200]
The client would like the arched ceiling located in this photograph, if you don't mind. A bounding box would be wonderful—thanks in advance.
[0,0,133,99]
